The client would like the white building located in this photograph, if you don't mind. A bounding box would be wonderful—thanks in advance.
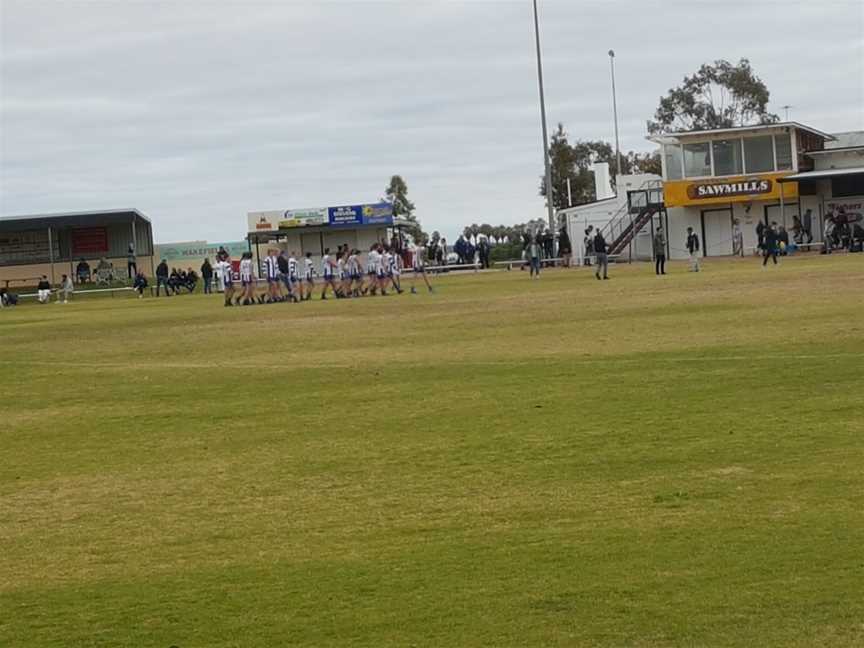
[558,122,864,262]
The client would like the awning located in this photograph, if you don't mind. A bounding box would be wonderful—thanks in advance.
[777,166,864,183]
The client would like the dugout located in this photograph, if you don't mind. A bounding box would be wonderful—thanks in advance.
[0,209,154,287]
[246,203,407,274]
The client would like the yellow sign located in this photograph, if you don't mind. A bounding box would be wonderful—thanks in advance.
[663,173,798,207]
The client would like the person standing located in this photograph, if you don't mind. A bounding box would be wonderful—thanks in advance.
[593,230,608,280]
[732,219,744,256]
[57,274,74,303]
[801,208,814,244]
[558,226,572,267]
[686,227,701,272]
[583,226,594,267]
[528,235,542,279]
[201,258,213,294]
[653,226,667,275]
[155,259,170,296]
[127,245,137,279]
[762,222,780,266]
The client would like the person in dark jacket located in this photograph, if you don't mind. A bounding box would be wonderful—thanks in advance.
[686,227,701,272]
[558,226,572,267]
[132,271,148,298]
[593,231,608,280]
[763,222,780,266]
[201,258,214,294]
[653,226,667,275]
[75,258,91,284]
[155,260,171,296]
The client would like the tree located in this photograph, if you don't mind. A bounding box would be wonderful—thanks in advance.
[384,175,424,241]
[647,58,778,134]
[541,124,658,208]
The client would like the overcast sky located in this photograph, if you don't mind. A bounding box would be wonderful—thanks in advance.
[2,0,862,243]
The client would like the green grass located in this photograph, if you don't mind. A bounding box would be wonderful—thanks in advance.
[1,255,863,647]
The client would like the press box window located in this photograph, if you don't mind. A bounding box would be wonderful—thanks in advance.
[683,142,711,178]
[712,139,743,176]
[744,136,775,173]
[664,145,683,180]
[774,135,793,170]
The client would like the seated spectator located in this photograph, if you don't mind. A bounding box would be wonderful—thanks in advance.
[132,270,148,298]
[169,268,182,294]
[185,268,198,292]
[95,257,113,284]
[37,276,52,303]
[76,258,91,284]
[1,287,19,307]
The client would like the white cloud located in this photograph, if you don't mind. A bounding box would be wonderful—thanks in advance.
[2,0,862,242]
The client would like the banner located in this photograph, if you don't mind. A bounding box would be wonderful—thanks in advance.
[71,227,108,254]
[329,205,363,227]
[155,241,248,263]
[280,208,328,229]
[361,202,394,225]
[247,211,281,232]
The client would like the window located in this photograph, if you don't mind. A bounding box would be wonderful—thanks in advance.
[683,142,711,177]
[712,139,743,176]
[831,174,864,198]
[664,145,683,180]
[775,135,792,170]
[743,136,775,173]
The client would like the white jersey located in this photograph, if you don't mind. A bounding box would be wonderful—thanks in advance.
[380,252,390,274]
[336,258,345,279]
[264,255,278,280]
[413,246,426,270]
[322,255,333,278]
[367,250,379,273]
[304,258,314,280]
[390,252,401,276]
[347,254,358,276]
[239,258,254,281]
[288,256,298,280]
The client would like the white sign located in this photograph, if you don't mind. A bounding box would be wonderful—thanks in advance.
[247,211,281,233]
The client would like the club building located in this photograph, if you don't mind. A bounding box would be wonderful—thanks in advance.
[560,122,863,261]
[246,202,405,273]
[0,209,154,286]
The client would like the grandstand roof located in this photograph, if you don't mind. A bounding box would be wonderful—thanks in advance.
[0,209,150,233]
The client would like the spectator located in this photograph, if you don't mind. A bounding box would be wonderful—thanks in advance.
[0,287,18,307]
[75,258,91,284]
[801,208,814,244]
[653,226,667,275]
[558,226,572,267]
[156,260,171,296]
[763,222,779,266]
[583,226,594,266]
[593,230,609,280]
[185,268,198,293]
[542,229,554,259]
[439,238,447,267]
[133,270,148,298]
[528,235,542,279]
[37,276,52,303]
[732,219,744,256]
[477,236,491,269]
[686,227,701,272]
[778,226,790,255]
[57,274,74,304]
[127,245,137,279]
[756,221,766,252]
[201,258,214,294]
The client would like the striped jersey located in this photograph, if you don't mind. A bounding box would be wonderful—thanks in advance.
[239,258,253,281]
[264,255,278,279]
[321,255,333,278]
[288,256,298,280]
[304,258,314,279]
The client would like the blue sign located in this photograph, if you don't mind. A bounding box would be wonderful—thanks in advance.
[361,202,394,225]
[328,205,363,227]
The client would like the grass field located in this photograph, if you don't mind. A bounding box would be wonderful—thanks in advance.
[1,255,863,647]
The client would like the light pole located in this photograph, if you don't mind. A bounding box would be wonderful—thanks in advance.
[533,0,555,229]
[608,49,622,180]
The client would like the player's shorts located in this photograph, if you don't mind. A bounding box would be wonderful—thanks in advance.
[241,278,253,286]
[224,277,234,287]
[267,276,278,284]
[376,269,385,279]
[413,265,424,273]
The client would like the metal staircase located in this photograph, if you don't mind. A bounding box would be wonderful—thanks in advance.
[599,179,665,258]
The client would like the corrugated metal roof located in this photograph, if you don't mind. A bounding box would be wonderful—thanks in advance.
[0,209,150,232]
[777,167,864,182]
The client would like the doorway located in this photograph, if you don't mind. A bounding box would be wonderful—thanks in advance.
[700,208,734,256]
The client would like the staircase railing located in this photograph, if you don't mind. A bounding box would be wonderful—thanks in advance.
[598,178,664,256]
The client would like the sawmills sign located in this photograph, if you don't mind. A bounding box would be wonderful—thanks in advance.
[687,178,772,200]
